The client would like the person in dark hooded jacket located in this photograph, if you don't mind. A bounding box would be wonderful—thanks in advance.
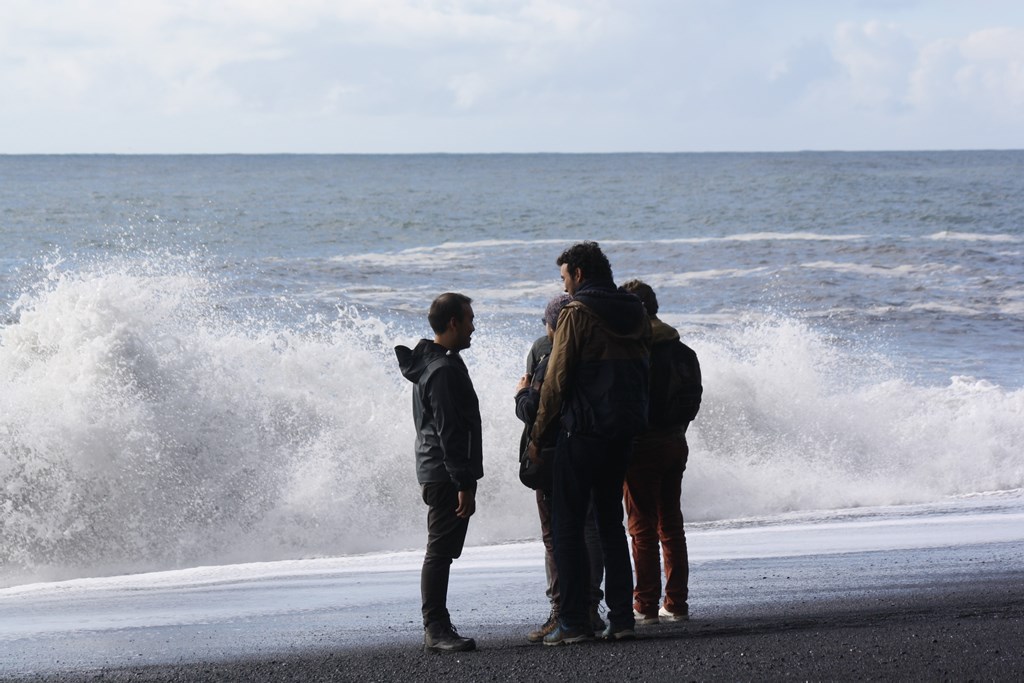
[529,241,652,645]
[621,279,696,626]
[395,292,483,653]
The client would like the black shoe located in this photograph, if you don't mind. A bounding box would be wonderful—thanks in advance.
[424,622,476,652]
[601,622,636,641]
[589,605,606,633]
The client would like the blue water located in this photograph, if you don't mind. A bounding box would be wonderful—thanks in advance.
[1,152,1022,586]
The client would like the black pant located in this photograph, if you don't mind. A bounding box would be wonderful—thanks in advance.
[421,482,470,628]
[552,431,635,629]
[537,489,605,612]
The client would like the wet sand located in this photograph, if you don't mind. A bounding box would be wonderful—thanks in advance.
[16,556,1024,681]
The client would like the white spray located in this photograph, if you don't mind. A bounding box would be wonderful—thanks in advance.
[1,256,1022,586]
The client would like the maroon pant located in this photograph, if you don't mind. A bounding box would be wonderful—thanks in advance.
[623,428,689,617]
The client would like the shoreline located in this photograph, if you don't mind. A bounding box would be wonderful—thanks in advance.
[22,574,1024,682]
[6,538,1024,682]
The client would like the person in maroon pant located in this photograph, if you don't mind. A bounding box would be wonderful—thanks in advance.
[621,279,702,625]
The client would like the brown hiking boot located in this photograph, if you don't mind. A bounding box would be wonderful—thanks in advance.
[526,610,559,643]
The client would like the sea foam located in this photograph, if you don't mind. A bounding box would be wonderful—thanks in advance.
[1,255,1022,586]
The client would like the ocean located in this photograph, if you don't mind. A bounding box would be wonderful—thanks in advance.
[1,151,1022,588]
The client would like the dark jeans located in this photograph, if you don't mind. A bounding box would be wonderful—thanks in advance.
[536,489,604,613]
[552,431,635,629]
[623,429,689,616]
[421,482,470,628]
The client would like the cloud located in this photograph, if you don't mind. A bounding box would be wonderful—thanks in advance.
[763,40,843,109]
[0,1,286,113]
[447,72,488,109]
[831,20,917,112]
[910,27,1024,116]
[1,0,1022,152]
[775,18,1024,142]
[0,0,613,116]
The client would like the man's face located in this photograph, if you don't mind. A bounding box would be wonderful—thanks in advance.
[452,303,475,350]
[560,263,582,296]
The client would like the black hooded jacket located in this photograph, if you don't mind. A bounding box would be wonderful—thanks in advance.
[395,339,483,491]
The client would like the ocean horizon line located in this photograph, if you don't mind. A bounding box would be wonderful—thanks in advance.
[2,148,1023,158]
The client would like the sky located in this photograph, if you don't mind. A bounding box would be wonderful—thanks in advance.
[1,0,1022,154]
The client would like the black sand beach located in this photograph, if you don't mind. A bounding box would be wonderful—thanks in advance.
[12,543,1024,682]
[20,578,1024,682]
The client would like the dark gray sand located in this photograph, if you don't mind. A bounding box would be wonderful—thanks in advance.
[18,576,1024,682]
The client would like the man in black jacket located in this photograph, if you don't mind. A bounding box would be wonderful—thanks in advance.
[395,292,484,653]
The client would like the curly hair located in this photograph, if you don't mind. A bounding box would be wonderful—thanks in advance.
[556,241,613,283]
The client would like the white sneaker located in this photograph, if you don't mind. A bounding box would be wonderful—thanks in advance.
[658,606,689,622]
[633,609,659,625]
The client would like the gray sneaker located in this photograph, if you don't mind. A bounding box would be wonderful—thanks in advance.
[424,622,476,652]
[543,623,594,646]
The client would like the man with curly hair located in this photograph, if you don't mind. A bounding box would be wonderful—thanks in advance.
[529,242,652,645]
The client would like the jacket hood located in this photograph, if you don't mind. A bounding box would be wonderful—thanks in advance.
[572,281,648,336]
[396,338,449,383]
[650,317,680,345]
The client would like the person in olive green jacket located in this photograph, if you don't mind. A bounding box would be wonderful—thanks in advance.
[528,241,652,645]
